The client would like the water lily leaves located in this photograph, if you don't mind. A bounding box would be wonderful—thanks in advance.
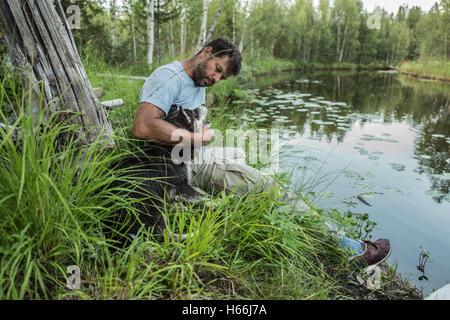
[425,190,446,197]
[431,173,450,180]
[382,186,402,193]
[389,163,406,172]
[344,170,365,181]
[445,194,450,203]
[315,191,335,200]
[303,155,318,162]
[353,182,375,189]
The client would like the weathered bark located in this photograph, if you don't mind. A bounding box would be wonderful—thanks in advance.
[0,0,114,147]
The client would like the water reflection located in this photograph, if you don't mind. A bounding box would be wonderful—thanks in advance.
[231,71,450,204]
[228,70,450,295]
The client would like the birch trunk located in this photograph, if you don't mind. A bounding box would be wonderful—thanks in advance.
[110,0,117,57]
[339,17,349,62]
[169,19,175,57]
[232,2,235,43]
[239,1,249,53]
[196,0,209,53]
[156,0,161,65]
[0,0,114,147]
[336,15,342,60]
[131,0,137,62]
[179,2,186,56]
[205,0,225,43]
[146,0,154,67]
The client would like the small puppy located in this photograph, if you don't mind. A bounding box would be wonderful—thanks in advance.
[107,105,209,244]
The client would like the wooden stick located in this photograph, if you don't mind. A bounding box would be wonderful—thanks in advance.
[101,99,124,109]
[97,73,147,81]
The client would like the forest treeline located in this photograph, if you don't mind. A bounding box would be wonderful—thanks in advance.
[60,0,449,68]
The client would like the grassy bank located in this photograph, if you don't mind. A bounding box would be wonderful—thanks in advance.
[0,56,422,300]
[399,60,450,82]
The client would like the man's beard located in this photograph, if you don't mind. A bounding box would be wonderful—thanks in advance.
[193,61,211,87]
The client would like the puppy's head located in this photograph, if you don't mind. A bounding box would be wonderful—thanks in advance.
[165,105,209,132]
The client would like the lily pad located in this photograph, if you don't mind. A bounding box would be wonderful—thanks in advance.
[445,194,450,203]
[425,190,445,197]
[344,171,365,181]
[315,191,334,200]
[431,173,450,180]
[382,186,402,193]
[303,156,318,162]
[389,163,406,172]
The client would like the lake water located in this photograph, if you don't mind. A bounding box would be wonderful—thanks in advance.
[228,70,450,296]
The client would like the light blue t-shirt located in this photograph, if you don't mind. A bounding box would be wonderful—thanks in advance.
[139,61,205,116]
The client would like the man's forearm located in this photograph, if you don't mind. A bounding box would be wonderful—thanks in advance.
[133,118,192,146]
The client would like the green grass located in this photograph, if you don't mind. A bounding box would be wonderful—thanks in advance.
[0,55,421,300]
[400,60,450,80]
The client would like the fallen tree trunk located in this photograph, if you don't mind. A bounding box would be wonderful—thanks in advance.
[0,0,114,148]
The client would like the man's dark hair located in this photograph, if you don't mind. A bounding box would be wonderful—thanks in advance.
[197,37,242,76]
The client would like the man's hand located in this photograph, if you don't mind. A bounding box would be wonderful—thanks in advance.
[197,126,215,146]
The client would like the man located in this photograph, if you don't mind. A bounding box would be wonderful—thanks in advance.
[133,37,391,271]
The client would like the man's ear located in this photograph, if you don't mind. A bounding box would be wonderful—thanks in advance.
[201,46,213,58]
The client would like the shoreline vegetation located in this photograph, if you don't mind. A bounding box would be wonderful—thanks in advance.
[246,58,450,84]
[397,60,450,83]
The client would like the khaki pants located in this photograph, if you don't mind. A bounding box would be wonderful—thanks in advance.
[190,147,343,240]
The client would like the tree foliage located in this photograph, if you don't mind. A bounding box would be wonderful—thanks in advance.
[58,0,449,67]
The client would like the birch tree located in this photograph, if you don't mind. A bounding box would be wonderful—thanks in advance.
[179,1,187,56]
[110,0,117,57]
[146,0,155,67]
[239,0,250,53]
[205,0,225,43]
[196,0,210,53]
[130,0,137,61]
